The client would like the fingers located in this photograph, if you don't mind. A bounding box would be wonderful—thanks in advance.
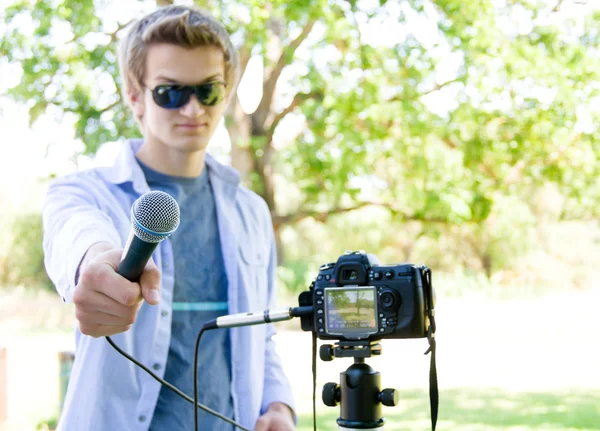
[139,258,161,305]
[82,265,141,306]
[76,306,140,326]
[253,417,268,431]
[76,290,137,318]
[78,322,132,338]
[74,246,162,338]
[78,251,142,307]
[93,248,126,271]
[254,408,296,431]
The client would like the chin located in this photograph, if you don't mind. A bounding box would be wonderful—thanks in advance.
[175,137,210,152]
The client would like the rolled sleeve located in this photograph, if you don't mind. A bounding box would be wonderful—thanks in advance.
[42,176,122,303]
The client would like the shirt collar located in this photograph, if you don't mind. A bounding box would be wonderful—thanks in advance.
[97,138,241,195]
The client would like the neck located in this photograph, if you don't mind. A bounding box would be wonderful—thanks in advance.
[136,141,206,178]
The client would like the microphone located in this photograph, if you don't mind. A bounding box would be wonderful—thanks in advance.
[117,190,180,282]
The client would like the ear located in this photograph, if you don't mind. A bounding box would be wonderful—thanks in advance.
[224,87,235,108]
[128,86,145,119]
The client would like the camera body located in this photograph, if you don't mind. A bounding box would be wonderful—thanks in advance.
[299,251,433,341]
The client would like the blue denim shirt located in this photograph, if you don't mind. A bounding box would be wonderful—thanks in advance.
[42,139,295,431]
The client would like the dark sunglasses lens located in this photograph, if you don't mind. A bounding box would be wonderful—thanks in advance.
[152,86,191,109]
[195,83,226,106]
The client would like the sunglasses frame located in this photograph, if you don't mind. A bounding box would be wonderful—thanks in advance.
[149,81,227,109]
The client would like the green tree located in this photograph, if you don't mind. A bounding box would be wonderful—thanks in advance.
[2,0,599,278]
[0,214,53,290]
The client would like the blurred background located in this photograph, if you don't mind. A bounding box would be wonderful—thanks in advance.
[1,0,599,430]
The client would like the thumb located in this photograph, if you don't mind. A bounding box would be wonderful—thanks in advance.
[139,257,161,305]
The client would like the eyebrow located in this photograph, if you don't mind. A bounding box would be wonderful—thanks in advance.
[154,74,224,84]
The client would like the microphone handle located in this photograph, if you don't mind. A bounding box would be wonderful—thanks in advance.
[117,233,159,282]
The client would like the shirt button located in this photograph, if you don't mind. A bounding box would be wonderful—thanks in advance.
[152,363,161,371]
[161,310,168,317]
[138,415,146,423]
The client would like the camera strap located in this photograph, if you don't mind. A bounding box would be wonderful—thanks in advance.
[422,266,438,431]
[311,331,317,431]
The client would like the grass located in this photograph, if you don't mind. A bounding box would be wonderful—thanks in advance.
[297,388,600,430]
[32,388,600,431]
[3,278,600,431]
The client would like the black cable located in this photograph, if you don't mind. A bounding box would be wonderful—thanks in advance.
[193,327,204,431]
[312,332,317,431]
[105,335,249,431]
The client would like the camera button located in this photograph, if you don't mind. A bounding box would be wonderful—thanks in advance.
[317,275,323,280]
[317,309,324,315]
[316,299,323,305]
[384,270,394,279]
[374,272,382,280]
[325,275,331,280]
[318,317,324,324]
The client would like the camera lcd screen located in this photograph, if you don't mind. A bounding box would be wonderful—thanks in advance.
[324,287,378,336]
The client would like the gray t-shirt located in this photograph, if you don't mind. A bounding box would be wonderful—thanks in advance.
[138,160,235,431]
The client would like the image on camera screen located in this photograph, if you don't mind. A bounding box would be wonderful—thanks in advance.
[324,287,378,336]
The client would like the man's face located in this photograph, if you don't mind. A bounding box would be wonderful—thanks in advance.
[132,43,229,155]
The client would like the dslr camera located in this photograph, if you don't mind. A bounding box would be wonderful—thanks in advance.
[299,251,434,341]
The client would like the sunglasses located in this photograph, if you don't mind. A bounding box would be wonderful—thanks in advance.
[149,81,227,109]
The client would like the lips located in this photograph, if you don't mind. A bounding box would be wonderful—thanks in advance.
[178,123,207,128]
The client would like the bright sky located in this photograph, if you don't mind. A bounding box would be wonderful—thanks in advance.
[0,0,595,217]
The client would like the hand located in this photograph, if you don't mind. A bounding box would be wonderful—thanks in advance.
[72,242,161,337]
[254,402,295,431]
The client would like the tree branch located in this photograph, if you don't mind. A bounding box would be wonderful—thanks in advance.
[552,0,565,12]
[99,97,121,113]
[420,76,464,96]
[386,77,463,102]
[256,18,316,127]
[265,91,322,144]
[109,19,135,42]
[442,137,458,149]
[273,201,450,228]
[237,44,251,85]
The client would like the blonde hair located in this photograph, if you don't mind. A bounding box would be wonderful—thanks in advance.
[118,5,239,112]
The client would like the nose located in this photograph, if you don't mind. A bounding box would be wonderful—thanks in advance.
[180,94,205,118]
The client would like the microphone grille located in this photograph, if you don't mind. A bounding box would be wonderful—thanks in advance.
[131,191,180,243]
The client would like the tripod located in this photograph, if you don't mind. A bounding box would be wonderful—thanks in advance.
[319,340,398,430]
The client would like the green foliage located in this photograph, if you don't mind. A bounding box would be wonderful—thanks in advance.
[36,416,58,431]
[277,259,313,293]
[411,195,537,278]
[2,0,600,285]
[1,214,54,291]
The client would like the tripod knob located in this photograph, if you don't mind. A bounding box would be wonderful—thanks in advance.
[322,382,340,407]
[379,388,399,407]
[319,344,335,362]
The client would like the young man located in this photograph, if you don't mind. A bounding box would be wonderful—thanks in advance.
[43,5,295,431]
